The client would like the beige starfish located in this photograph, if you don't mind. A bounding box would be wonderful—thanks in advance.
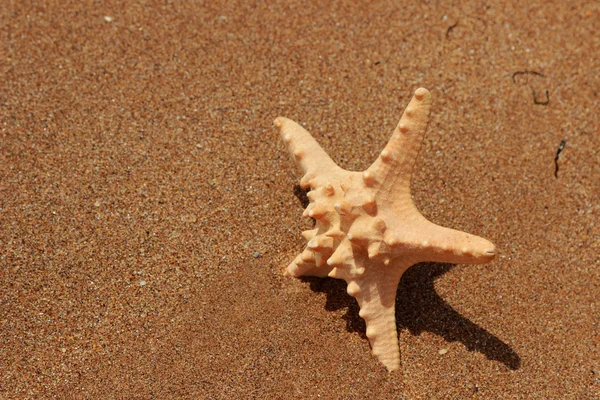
[274,88,496,372]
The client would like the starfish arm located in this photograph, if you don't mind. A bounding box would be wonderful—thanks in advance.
[365,88,432,199]
[346,258,413,372]
[275,117,342,187]
[386,213,496,264]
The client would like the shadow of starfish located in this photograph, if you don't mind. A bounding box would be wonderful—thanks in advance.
[293,184,311,210]
[302,262,520,370]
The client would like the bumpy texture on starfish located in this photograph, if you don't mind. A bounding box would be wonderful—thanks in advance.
[274,88,496,372]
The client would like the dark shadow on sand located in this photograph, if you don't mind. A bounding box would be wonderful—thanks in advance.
[302,262,520,370]
[293,184,310,209]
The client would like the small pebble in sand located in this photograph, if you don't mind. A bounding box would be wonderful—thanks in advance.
[181,214,197,223]
[104,16,113,22]
[139,280,147,286]
[438,349,448,355]
[253,252,260,258]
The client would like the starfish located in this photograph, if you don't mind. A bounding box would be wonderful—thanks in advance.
[274,88,496,372]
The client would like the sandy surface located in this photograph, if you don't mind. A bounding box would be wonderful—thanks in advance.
[1,1,599,398]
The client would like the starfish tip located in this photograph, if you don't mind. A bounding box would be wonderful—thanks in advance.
[484,244,496,259]
[472,239,497,262]
[414,87,430,100]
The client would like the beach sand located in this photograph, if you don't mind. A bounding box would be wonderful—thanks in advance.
[1,1,598,398]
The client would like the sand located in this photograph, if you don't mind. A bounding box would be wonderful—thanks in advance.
[1,1,598,398]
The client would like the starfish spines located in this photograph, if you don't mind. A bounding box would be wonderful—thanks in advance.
[333,200,353,216]
[362,170,377,186]
[346,281,360,297]
[324,227,344,238]
[380,149,392,162]
[326,248,346,267]
[286,259,310,278]
[327,267,343,279]
[307,204,328,219]
[323,183,335,196]
[300,251,315,265]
